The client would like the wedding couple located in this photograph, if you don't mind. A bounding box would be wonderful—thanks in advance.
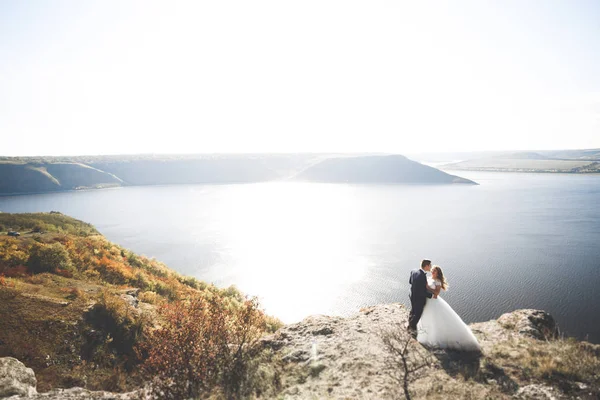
[408,259,481,352]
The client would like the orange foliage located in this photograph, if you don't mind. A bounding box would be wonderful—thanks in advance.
[96,255,136,284]
[54,268,73,278]
[0,275,15,288]
[138,295,266,399]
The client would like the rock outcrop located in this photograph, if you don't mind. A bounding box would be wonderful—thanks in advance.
[261,305,596,399]
[496,309,559,340]
[0,365,146,400]
[0,358,37,398]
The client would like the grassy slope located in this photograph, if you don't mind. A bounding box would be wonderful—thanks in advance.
[0,212,280,392]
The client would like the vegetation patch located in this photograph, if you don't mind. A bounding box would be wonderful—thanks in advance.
[0,212,282,395]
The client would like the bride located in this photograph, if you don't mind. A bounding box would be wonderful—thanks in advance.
[417,265,481,352]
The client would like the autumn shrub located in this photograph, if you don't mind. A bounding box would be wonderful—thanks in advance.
[138,295,267,399]
[153,279,179,300]
[138,291,159,305]
[222,285,245,302]
[0,275,14,287]
[178,275,208,291]
[131,271,152,291]
[96,256,135,285]
[0,238,30,269]
[83,268,101,280]
[26,242,73,274]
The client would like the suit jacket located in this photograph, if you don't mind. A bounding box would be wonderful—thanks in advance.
[409,269,432,299]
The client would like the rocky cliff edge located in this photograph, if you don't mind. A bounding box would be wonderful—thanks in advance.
[2,305,599,399]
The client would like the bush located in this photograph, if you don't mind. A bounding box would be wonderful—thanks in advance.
[153,279,178,301]
[85,290,145,368]
[96,256,135,285]
[138,295,267,399]
[0,275,15,287]
[0,238,29,269]
[138,291,159,305]
[178,276,206,290]
[131,272,152,291]
[27,242,73,274]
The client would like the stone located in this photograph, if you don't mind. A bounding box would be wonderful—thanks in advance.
[119,294,139,309]
[497,309,558,340]
[516,384,561,399]
[0,357,37,398]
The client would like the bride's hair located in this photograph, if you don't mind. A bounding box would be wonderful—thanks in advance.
[432,265,448,290]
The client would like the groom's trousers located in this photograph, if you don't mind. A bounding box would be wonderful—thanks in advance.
[408,295,426,330]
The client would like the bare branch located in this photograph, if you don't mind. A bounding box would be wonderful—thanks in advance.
[379,324,434,400]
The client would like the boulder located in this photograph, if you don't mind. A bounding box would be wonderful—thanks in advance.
[0,357,37,398]
[497,309,559,340]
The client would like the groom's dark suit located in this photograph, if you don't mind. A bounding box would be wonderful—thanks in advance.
[408,268,432,331]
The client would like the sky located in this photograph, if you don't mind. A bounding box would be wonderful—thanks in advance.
[1,0,599,156]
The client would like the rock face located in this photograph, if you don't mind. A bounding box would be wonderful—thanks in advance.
[261,305,405,399]
[0,357,37,398]
[261,305,582,399]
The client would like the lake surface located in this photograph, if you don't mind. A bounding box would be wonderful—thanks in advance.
[1,172,599,342]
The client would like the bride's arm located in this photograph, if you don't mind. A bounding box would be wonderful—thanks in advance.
[425,282,438,297]
[426,282,442,298]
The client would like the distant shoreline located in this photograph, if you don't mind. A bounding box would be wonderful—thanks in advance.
[441,167,600,174]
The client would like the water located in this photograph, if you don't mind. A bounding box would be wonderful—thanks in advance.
[1,172,599,342]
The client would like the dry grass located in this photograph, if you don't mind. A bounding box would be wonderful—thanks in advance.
[520,338,600,385]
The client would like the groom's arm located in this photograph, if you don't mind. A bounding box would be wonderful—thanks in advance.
[421,276,437,298]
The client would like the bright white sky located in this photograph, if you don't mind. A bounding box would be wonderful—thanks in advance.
[1,0,599,156]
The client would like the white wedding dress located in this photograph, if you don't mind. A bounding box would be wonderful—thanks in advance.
[417,278,481,352]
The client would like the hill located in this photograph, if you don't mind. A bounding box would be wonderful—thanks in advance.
[0,154,475,195]
[442,149,600,173]
[291,155,476,184]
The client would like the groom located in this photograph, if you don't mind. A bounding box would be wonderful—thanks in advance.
[408,259,433,334]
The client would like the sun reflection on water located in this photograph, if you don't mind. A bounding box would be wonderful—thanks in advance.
[209,182,368,321]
